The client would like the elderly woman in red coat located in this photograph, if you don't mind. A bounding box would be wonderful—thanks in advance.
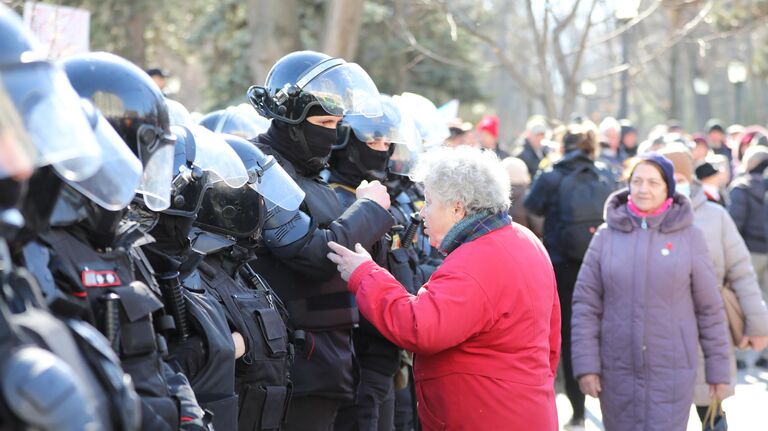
[328,146,560,430]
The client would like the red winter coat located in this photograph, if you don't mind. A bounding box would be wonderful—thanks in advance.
[348,223,560,430]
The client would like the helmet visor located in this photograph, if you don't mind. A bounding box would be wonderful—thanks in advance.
[0,82,36,180]
[138,132,175,211]
[396,92,450,148]
[304,63,382,118]
[249,155,305,211]
[64,99,143,210]
[188,125,248,188]
[388,96,423,175]
[346,96,421,146]
[1,62,102,181]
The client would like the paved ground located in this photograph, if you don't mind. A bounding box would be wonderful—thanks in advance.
[556,358,768,430]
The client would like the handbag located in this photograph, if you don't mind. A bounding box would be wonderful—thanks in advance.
[720,283,745,345]
[702,399,728,431]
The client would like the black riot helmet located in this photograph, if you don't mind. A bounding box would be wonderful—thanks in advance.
[194,134,305,239]
[247,51,383,125]
[164,125,248,218]
[332,95,422,183]
[61,52,177,212]
[198,104,270,139]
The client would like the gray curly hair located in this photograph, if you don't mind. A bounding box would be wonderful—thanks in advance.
[411,146,511,215]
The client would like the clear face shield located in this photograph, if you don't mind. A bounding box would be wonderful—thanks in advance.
[136,123,176,211]
[0,83,36,181]
[62,99,143,211]
[244,150,305,211]
[396,92,450,149]
[186,125,248,188]
[302,62,383,118]
[1,62,103,182]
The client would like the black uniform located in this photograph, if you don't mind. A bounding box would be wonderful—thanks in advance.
[143,234,239,431]
[249,125,394,429]
[30,222,208,430]
[198,246,292,430]
[329,179,401,431]
[10,238,142,431]
[385,176,432,431]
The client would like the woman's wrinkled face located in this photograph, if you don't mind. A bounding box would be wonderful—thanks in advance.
[420,187,463,248]
[629,162,668,212]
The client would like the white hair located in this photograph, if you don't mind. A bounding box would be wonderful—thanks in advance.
[411,146,511,215]
[501,157,531,185]
[599,117,621,136]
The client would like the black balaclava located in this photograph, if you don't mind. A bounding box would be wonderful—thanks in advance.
[12,167,63,246]
[144,213,196,275]
[267,106,338,177]
[49,185,123,250]
[330,133,392,186]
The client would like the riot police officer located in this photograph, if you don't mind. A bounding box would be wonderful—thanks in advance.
[246,51,394,430]
[142,123,250,431]
[193,134,306,430]
[1,6,141,429]
[0,79,108,431]
[28,52,208,430]
[328,95,424,431]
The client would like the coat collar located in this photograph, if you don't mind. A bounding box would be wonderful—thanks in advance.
[605,189,694,233]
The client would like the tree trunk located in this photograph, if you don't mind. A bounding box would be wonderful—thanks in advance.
[126,4,147,67]
[322,0,365,60]
[247,0,301,86]
[667,8,682,121]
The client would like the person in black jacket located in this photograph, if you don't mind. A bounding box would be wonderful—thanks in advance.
[729,145,768,367]
[329,95,423,431]
[513,115,549,178]
[247,51,394,430]
[523,122,616,430]
[193,135,305,430]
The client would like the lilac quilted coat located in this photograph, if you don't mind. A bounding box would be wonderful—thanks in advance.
[571,190,731,431]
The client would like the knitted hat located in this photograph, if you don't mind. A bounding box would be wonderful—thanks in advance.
[477,115,499,139]
[659,144,694,182]
[695,162,719,180]
[631,152,676,198]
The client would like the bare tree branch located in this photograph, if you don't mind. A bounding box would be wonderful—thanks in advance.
[561,0,663,57]
[525,0,556,116]
[586,0,713,81]
[386,4,490,71]
[429,0,542,99]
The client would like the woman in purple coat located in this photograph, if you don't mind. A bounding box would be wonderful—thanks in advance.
[571,153,731,430]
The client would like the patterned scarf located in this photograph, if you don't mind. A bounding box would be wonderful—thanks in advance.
[438,210,512,255]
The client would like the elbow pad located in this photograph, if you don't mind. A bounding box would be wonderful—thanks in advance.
[2,347,98,431]
[262,205,312,248]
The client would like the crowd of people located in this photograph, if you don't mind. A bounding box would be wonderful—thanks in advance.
[3,2,768,430]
